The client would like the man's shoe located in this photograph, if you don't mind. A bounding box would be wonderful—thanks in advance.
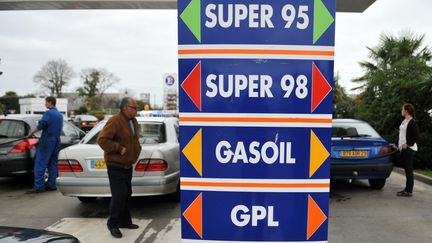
[108,226,122,238]
[396,190,406,196]
[397,191,412,197]
[26,189,45,194]
[119,224,139,229]
[45,186,57,191]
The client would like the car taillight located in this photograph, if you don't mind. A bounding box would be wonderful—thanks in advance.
[58,159,83,173]
[81,121,88,126]
[9,138,38,153]
[135,159,168,172]
[379,145,395,157]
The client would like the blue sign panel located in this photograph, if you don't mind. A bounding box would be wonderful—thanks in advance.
[178,0,336,46]
[179,59,333,114]
[180,126,331,179]
[181,191,329,241]
[179,0,335,242]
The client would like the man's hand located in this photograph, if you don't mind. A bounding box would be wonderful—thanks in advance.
[120,146,127,155]
[402,144,408,149]
[28,128,37,138]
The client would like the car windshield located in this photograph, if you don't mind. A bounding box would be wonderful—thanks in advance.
[332,121,381,138]
[78,115,98,121]
[0,120,27,138]
[82,121,166,145]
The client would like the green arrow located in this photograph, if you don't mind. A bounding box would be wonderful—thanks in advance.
[313,0,334,44]
[180,0,201,42]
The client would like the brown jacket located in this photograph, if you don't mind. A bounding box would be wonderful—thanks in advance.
[97,112,141,168]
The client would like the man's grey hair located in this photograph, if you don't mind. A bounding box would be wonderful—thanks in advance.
[119,97,131,110]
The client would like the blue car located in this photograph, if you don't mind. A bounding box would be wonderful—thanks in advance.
[331,119,396,189]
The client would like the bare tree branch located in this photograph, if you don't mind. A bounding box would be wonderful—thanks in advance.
[33,59,74,98]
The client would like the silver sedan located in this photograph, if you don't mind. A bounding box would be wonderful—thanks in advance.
[56,117,180,203]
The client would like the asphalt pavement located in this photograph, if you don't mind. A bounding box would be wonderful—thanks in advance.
[0,171,431,242]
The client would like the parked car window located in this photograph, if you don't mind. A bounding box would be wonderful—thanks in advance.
[81,121,167,145]
[87,131,100,144]
[77,115,98,121]
[332,122,380,138]
[62,122,79,137]
[0,120,27,138]
[173,122,179,142]
[81,122,104,144]
[139,122,166,144]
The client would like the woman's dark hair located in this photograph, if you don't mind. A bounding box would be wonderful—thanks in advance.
[403,103,416,120]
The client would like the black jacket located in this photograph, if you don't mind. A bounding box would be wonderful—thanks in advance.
[406,119,419,146]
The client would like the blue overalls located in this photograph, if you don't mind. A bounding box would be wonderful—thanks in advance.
[34,107,63,191]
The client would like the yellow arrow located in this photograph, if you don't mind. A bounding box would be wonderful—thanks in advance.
[182,128,202,176]
[309,130,329,178]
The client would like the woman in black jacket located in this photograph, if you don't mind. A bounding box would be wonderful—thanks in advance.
[397,103,419,197]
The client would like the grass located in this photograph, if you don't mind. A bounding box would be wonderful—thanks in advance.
[416,169,432,178]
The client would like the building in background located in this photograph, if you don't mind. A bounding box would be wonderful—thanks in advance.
[140,93,151,104]
[19,97,68,118]
[62,92,85,112]
[63,92,123,115]
[163,73,178,111]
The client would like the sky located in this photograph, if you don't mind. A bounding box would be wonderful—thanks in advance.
[0,0,431,106]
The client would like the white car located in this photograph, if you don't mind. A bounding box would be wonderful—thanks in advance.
[56,117,180,203]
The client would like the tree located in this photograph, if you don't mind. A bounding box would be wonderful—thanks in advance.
[333,74,355,118]
[96,68,119,98]
[76,106,88,115]
[354,31,432,169]
[33,59,74,98]
[77,68,119,99]
[77,68,120,111]
[86,96,102,111]
[77,68,99,98]
[0,91,19,113]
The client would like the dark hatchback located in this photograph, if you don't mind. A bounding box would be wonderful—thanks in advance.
[331,119,396,189]
[0,226,79,242]
[0,114,85,177]
[72,115,98,132]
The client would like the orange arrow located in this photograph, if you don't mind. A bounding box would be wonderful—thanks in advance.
[183,193,203,239]
[307,194,327,240]
[181,61,202,111]
[311,63,332,112]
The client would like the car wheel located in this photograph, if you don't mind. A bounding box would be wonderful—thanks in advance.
[168,182,180,202]
[77,197,97,203]
[44,170,49,184]
[369,179,386,190]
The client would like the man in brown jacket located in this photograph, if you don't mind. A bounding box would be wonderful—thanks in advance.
[97,97,142,238]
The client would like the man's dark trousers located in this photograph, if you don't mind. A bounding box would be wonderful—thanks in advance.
[107,165,133,228]
[34,140,60,191]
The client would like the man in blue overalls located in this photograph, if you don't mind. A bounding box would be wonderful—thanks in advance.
[28,96,63,192]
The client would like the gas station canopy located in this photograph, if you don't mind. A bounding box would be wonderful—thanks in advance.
[0,0,376,12]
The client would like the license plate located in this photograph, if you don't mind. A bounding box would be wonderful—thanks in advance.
[90,159,107,169]
[340,150,368,157]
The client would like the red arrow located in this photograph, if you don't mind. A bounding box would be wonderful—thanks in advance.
[181,61,201,111]
[311,63,332,112]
